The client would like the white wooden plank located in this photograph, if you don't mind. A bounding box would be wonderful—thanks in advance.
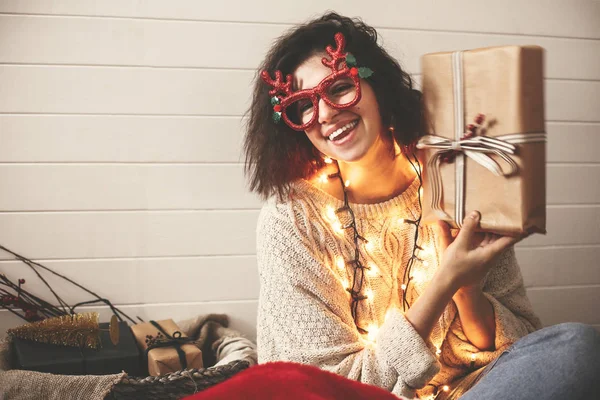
[4,245,598,305]
[0,66,254,116]
[516,246,600,287]
[2,246,598,308]
[0,115,245,163]
[518,206,600,247]
[0,117,597,163]
[0,0,598,39]
[0,255,258,305]
[526,286,600,326]
[0,15,280,71]
[0,207,594,261]
[2,15,599,80]
[0,66,597,122]
[547,123,600,163]
[0,164,592,211]
[0,164,261,210]
[382,29,600,81]
[546,80,600,122]
[0,300,259,340]
[547,165,600,205]
[0,210,260,260]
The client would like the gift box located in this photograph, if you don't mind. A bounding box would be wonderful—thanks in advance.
[11,320,142,375]
[131,319,203,376]
[417,45,546,235]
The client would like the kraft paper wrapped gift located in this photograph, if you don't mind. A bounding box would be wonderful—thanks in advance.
[131,319,203,376]
[417,45,547,235]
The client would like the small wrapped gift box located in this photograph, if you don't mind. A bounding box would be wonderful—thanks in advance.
[417,45,546,235]
[131,319,203,376]
[11,321,141,375]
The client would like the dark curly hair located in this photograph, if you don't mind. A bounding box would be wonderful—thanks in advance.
[244,12,423,200]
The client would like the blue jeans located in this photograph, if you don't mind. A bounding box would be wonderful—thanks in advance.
[460,322,600,399]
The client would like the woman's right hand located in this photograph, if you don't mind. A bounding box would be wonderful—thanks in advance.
[435,211,521,293]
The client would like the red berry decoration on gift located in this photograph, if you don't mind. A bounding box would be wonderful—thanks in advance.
[441,153,457,163]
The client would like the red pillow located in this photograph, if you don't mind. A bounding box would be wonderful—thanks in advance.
[183,361,404,400]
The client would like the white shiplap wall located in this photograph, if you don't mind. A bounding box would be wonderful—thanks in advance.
[0,1,599,339]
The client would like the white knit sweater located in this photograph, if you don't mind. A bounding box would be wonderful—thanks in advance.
[256,177,543,399]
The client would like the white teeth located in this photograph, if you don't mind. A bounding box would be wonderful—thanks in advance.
[328,120,358,141]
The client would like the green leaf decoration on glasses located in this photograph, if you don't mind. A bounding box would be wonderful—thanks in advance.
[345,53,357,67]
[358,67,374,79]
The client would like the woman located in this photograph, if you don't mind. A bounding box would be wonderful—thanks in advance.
[244,12,600,400]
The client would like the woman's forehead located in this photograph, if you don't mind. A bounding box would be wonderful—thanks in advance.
[292,53,331,91]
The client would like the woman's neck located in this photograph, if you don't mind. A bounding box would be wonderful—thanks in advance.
[311,137,417,204]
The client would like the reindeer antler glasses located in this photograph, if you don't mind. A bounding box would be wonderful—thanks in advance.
[261,32,373,131]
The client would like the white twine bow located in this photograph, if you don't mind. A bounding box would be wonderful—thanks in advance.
[417,132,545,225]
[417,133,527,177]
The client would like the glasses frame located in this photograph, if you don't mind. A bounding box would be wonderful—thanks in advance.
[279,68,362,131]
[261,32,366,132]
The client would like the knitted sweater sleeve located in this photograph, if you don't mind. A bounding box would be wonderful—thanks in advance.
[443,247,543,366]
[256,203,440,399]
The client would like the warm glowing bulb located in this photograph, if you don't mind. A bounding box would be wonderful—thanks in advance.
[319,173,328,184]
[367,325,379,342]
[398,218,405,224]
[419,187,424,197]
[367,263,379,277]
[436,348,441,356]
[344,180,350,187]
[324,157,333,164]
[421,245,433,256]
[365,240,374,252]
[365,288,373,300]
[401,284,407,290]
[332,221,344,234]
[336,256,345,271]
[443,386,450,392]
[341,278,349,290]
[326,205,337,222]
[423,260,430,267]
[411,269,425,284]
[471,353,476,361]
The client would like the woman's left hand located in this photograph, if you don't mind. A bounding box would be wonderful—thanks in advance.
[433,218,530,295]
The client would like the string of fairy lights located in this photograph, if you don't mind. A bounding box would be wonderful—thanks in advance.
[319,141,478,399]
[321,144,424,331]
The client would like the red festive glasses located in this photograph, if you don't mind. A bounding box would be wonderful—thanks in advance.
[261,32,364,131]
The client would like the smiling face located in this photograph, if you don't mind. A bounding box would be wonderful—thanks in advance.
[292,54,385,163]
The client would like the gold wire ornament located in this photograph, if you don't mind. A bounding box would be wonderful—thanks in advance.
[7,312,120,349]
